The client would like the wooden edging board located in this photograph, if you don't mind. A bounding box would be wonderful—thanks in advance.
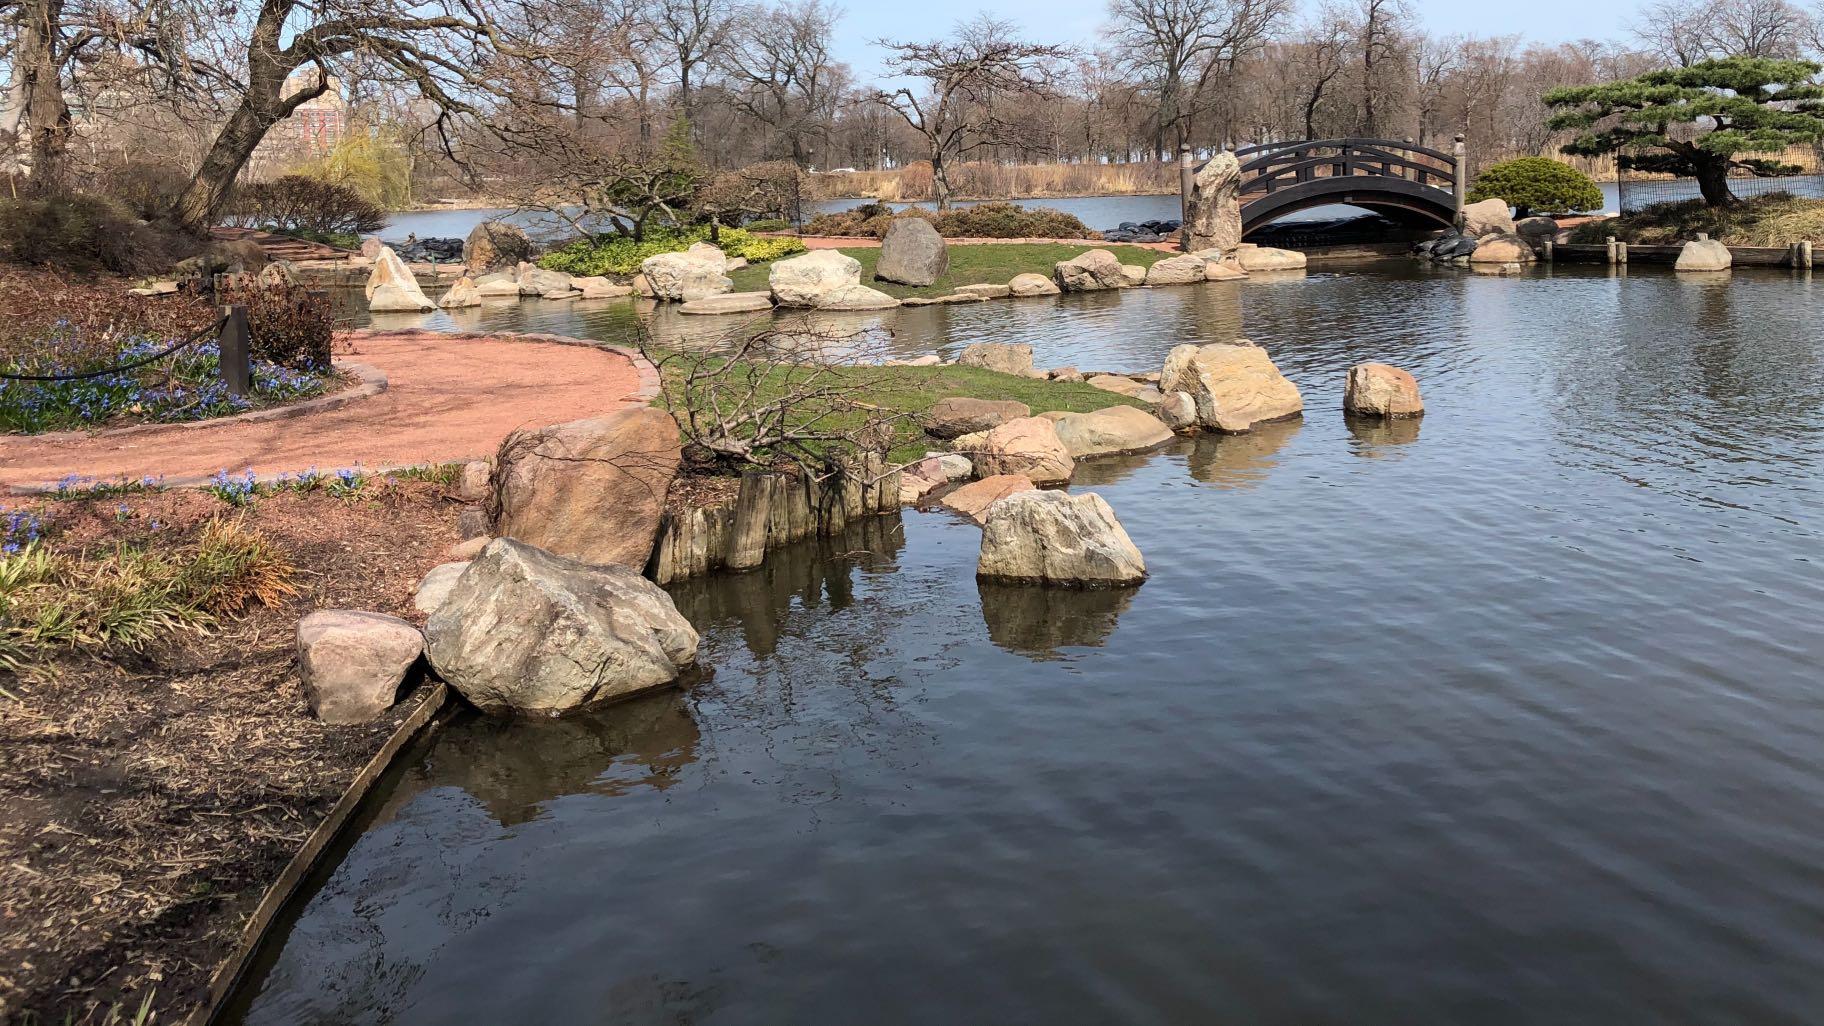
[182,682,457,1026]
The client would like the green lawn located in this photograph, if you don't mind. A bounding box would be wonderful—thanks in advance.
[658,360,1148,465]
[728,243,1172,299]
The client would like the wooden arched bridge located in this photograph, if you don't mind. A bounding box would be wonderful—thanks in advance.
[1224,137,1465,239]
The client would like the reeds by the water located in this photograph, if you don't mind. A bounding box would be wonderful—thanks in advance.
[809,160,1180,202]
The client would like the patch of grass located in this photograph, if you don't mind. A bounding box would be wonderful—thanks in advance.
[538,225,806,277]
[0,517,297,669]
[1568,194,1824,247]
[725,243,1171,299]
[659,360,1146,465]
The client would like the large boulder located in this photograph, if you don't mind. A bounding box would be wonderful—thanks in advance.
[493,407,682,569]
[1187,150,1243,253]
[817,283,900,310]
[1233,246,1307,271]
[369,282,435,313]
[771,250,863,307]
[955,416,1074,485]
[1676,237,1732,272]
[1144,254,1210,286]
[424,539,699,717]
[1050,406,1174,458]
[939,474,1035,524]
[1008,272,1061,296]
[438,276,481,309]
[463,221,533,274]
[1468,232,1535,264]
[297,610,424,725]
[1160,341,1304,433]
[957,342,1035,376]
[1344,362,1424,418]
[640,247,733,302]
[923,397,1031,438]
[977,491,1147,588]
[875,217,949,286]
[1460,198,1516,237]
[364,245,417,300]
[1053,249,1129,291]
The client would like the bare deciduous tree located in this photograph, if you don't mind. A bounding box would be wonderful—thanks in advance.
[872,17,1071,208]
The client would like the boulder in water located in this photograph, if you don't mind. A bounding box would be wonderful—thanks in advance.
[977,490,1147,588]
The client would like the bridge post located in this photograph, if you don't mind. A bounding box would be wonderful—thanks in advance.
[1178,143,1194,252]
[1452,133,1467,227]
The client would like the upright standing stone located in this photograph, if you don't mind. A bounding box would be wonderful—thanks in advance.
[875,218,949,286]
[1188,151,1243,253]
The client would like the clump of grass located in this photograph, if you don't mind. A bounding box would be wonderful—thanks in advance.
[0,517,297,670]
[1569,193,1824,246]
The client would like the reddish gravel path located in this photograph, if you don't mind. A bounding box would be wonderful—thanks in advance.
[1,330,657,491]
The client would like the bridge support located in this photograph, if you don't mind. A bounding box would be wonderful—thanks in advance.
[1452,134,1467,228]
[1179,143,1194,252]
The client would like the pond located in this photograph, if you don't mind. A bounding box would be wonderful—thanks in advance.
[232,264,1824,1024]
[379,176,1697,242]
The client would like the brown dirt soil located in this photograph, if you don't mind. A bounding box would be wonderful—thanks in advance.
[1,330,650,491]
[0,478,464,1024]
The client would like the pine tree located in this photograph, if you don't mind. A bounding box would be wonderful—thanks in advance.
[1546,57,1824,207]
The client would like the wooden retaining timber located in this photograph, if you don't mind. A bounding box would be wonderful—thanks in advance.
[1551,240,1815,268]
[647,457,900,584]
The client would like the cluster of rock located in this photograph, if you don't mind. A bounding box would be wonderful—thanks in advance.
[1100,218,1184,244]
[1412,198,1560,269]
[299,406,700,722]
[392,236,464,263]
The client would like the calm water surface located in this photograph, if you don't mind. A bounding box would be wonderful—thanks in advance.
[239,265,1824,1024]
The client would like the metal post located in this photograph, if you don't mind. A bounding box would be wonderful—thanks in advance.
[219,304,251,397]
[1452,133,1467,228]
[1178,143,1195,253]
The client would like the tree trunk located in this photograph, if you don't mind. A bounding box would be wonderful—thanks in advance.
[9,0,72,194]
[930,145,951,209]
[169,101,284,232]
[1677,142,1739,207]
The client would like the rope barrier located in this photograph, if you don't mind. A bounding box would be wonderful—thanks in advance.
[0,315,231,384]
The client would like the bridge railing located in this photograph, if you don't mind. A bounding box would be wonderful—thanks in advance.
[1236,139,1457,197]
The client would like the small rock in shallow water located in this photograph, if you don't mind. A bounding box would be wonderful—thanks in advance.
[1344,363,1424,418]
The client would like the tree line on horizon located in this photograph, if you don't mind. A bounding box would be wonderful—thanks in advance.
[2,0,1823,230]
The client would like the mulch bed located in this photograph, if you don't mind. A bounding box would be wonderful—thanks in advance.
[0,479,463,1023]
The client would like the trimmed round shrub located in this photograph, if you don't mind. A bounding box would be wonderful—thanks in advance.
[1468,158,1604,217]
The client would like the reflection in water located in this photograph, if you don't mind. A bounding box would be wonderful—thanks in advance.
[1345,413,1422,455]
[1184,418,1303,487]
[424,690,702,826]
[978,581,1136,660]
[666,514,906,658]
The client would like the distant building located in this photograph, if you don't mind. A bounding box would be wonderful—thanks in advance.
[253,72,348,171]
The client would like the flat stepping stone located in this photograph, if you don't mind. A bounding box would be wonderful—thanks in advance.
[679,292,775,315]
